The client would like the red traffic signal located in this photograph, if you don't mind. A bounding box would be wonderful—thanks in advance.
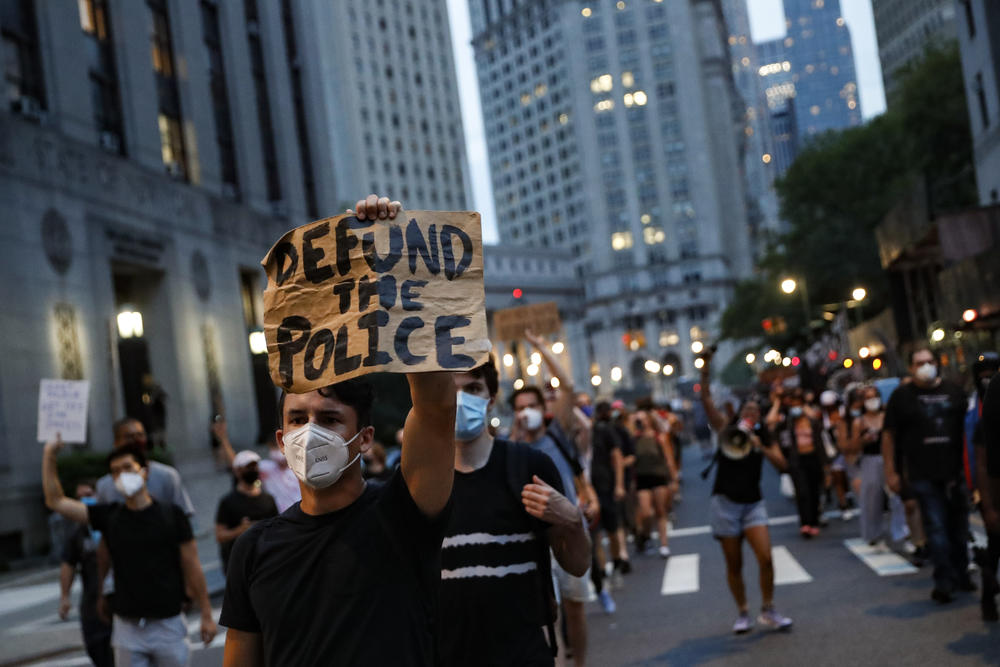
[512,288,523,299]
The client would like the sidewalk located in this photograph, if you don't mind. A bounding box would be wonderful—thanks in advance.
[0,453,237,665]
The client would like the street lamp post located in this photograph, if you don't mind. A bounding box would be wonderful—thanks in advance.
[780,277,811,329]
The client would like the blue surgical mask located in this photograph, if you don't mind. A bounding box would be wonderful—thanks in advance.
[81,496,101,543]
[455,391,490,441]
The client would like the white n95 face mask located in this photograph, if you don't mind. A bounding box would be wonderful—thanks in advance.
[114,471,145,498]
[282,422,362,489]
[519,407,544,431]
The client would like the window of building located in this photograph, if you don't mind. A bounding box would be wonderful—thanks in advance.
[2,0,45,114]
[245,0,282,203]
[201,0,237,192]
[149,0,187,178]
[80,0,124,153]
[281,0,317,217]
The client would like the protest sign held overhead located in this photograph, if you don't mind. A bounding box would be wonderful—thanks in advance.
[37,379,90,444]
[492,301,562,342]
[261,211,490,392]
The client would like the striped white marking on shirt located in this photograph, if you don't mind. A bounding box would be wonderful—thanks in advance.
[441,561,538,580]
[442,532,535,548]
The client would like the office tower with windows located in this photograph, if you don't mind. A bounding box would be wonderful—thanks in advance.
[756,37,800,175]
[721,0,782,250]
[304,0,470,211]
[780,0,861,139]
[956,0,1000,205]
[470,0,753,391]
[873,0,957,99]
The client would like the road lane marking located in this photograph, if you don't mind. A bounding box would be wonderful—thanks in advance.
[772,546,813,585]
[844,538,919,576]
[661,554,700,595]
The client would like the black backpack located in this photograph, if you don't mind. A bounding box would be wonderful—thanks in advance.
[498,438,560,657]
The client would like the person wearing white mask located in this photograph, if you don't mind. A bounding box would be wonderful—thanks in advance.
[884,347,973,604]
[509,329,596,667]
[852,385,909,547]
[438,356,589,665]
[42,439,217,665]
[219,195,459,667]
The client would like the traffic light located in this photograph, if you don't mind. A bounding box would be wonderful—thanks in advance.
[512,288,523,299]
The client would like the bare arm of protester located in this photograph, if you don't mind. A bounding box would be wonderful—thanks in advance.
[658,431,680,491]
[765,389,784,431]
[215,517,253,545]
[524,329,576,436]
[179,540,217,646]
[613,447,626,501]
[41,438,88,524]
[699,356,728,432]
[882,429,901,494]
[402,371,458,517]
[224,629,264,667]
[572,407,592,457]
[95,538,111,624]
[212,418,236,468]
[347,194,458,517]
[523,475,591,576]
[757,435,787,472]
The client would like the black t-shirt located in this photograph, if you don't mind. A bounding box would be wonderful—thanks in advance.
[712,426,767,504]
[220,469,449,667]
[981,373,1000,478]
[87,500,193,619]
[613,423,636,484]
[590,420,622,496]
[885,380,966,483]
[439,440,563,667]
[214,489,279,572]
[61,524,101,621]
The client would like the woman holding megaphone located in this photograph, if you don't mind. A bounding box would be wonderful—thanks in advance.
[699,350,793,635]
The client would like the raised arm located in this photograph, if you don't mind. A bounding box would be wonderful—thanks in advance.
[525,329,576,435]
[179,540,217,646]
[401,371,457,517]
[41,438,88,524]
[699,359,728,432]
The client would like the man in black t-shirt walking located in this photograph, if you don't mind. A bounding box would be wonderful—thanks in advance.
[219,196,459,667]
[215,450,278,575]
[441,357,590,665]
[884,347,973,603]
[43,440,217,665]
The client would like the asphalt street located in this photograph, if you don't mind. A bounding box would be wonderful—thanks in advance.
[8,447,999,667]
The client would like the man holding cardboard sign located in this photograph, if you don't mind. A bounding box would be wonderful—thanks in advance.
[221,195,487,667]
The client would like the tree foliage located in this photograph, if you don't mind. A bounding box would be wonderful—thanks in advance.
[720,44,976,345]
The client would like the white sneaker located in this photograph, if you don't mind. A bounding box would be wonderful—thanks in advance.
[757,607,793,630]
[659,546,671,559]
[732,613,752,634]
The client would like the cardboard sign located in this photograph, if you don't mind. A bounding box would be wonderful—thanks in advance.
[37,379,90,444]
[261,211,490,392]
[492,301,562,342]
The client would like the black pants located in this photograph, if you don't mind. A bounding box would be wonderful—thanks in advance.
[791,453,824,528]
[81,615,114,667]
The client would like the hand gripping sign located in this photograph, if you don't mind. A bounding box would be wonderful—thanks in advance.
[261,211,491,392]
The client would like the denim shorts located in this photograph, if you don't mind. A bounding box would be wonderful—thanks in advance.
[710,495,769,538]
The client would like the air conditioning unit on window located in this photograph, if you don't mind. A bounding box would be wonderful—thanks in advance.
[17,96,43,122]
[99,131,121,154]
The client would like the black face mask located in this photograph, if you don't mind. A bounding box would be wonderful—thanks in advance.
[239,468,260,485]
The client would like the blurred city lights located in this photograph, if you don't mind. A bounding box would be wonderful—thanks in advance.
[611,366,623,382]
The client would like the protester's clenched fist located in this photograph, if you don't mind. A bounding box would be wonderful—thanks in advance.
[201,615,218,646]
[44,434,64,456]
[521,475,579,527]
[347,194,401,220]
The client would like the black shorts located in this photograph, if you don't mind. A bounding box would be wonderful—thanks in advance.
[636,474,669,491]
[594,494,619,532]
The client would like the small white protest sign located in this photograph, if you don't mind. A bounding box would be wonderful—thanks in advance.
[37,379,90,444]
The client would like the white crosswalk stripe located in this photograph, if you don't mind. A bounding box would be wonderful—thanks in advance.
[772,546,813,585]
[660,554,700,595]
[844,538,919,576]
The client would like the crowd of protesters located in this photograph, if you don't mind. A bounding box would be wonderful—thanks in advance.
[40,195,1000,666]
